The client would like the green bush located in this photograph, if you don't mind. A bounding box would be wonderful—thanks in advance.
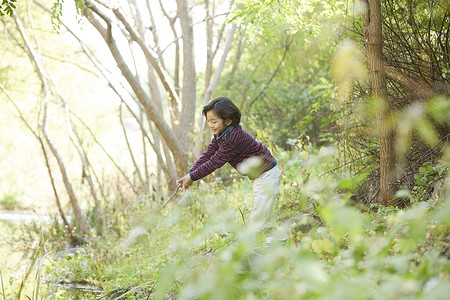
[0,192,20,210]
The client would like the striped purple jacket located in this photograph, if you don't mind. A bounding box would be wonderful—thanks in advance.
[189,125,277,181]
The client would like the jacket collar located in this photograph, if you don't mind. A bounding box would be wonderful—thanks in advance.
[216,125,235,141]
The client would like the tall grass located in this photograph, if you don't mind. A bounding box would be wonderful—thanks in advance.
[1,219,60,300]
[1,269,6,300]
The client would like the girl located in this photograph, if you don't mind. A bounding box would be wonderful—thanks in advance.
[177,97,281,223]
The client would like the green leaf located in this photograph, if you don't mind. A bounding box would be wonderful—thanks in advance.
[434,197,450,226]
[400,205,428,245]
[320,205,370,244]
[416,178,427,186]
[337,173,368,189]
[394,189,411,199]
[416,118,439,146]
[154,264,177,300]
[394,238,418,253]
[427,96,450,124]
[385,254,415,274]
[337,178,354,189]
[425,279,450,299]
[285,238,297,248]
[311,238,333,254]
[256,230,266,248]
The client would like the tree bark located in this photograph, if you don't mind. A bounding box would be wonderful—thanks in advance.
[362,0,396,205]
[176,0,197,150]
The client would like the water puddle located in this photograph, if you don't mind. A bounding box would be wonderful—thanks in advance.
[0,210,53,223]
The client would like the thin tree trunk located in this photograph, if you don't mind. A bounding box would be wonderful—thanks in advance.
[195,23,237,157]
[119,99,172,189]
[42,95,89,235]
[64,103,103,234]
[176,0,197,150]
[145,62,178,186]
[139,108,150,193]
[72,112,139,195]
[119,102,145,188]
[204,0,214,92]
[0,83,73,235]
[19,6,102,233]
[112,8,181,122]
[12,12,90,235]
[158,0,181,95]
[143,0,167,71]
[38,137,73,234]
[362,0,396,205]
[149,123,168,196]
[225,32,245,89]
[147,117,178,190]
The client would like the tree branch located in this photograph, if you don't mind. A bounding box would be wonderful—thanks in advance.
[248,35,294,109]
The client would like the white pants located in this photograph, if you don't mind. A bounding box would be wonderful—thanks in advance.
[249,165,281,223]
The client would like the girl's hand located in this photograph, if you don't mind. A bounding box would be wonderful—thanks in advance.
[176,174,193,191]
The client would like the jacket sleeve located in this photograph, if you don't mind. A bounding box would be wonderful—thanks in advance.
[189,140,236,181]
[189,138,219,173]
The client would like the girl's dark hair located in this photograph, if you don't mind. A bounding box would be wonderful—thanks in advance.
[202,97,241,125]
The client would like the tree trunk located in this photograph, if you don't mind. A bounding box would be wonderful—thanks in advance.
[12,12,90,235]
[362,0,396,205]
[75,0,234,178]
[84,2,188,173]
[42,97,90,235]
[176,0,197,151]
[0,83,73,236]
[195,23,237,157]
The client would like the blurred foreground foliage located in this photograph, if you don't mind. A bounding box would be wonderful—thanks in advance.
[2,147,447,299]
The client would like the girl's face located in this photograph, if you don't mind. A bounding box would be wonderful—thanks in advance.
[206,110,232,135]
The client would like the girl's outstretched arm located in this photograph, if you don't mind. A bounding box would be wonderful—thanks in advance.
[176,174,193,191]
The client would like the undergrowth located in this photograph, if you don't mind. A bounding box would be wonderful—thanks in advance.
[1,148,449,299]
